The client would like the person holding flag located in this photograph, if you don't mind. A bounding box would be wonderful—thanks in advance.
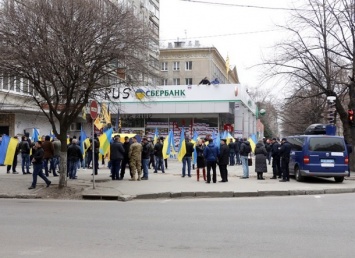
[180,136,194,178]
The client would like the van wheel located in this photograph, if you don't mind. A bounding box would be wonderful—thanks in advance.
[334,177,344,183]
[295,167,304,182]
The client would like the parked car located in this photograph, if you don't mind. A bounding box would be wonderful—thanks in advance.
[286,135,348,183]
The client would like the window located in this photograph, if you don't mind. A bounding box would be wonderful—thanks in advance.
[173,78,180,85]
[161,62,168,71]
[185,61,192,70]
[2,74,8,90]
[173,61,180,71]
[162,79,168,85]
[288,137,305,151]
[308,137,345,152]
[15,77,21,92]
[185,78,192,85]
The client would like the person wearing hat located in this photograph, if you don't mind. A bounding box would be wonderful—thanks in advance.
[110,135,125,180]
[128,136,142,181]
[279,138,291,182]
[270,138,281,179]
[219,138,230,182]
[120,136,131,179]
[28,141,51,189]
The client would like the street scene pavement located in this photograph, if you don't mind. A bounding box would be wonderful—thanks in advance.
[1,159,355,201]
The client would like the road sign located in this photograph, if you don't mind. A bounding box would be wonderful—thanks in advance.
[90,100,98,119]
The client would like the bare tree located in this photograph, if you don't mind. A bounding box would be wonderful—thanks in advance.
[0,0,155,187]
[248,88,279,138]
[263,0,355,168]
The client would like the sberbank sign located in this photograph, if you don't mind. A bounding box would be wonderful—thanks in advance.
[104,87,186,100]
[147,89,185,97]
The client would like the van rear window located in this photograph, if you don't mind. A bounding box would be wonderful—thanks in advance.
[308,138,345,152]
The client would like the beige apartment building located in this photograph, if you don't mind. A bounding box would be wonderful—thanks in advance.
[159,41,239,86]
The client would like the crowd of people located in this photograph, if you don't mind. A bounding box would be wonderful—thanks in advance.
[1,132,292,189]
[179,135,291,183]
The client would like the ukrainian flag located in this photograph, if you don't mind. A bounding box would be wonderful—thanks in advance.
[33,128,39,142]
[153,128,159,145]
[99,128,113,156]
[162,130,173,159]
[191,131,199,165]
[248,134,257,152]
[177,128,186,162]
[215,132,220,149]
[80,127,88,158]
[0,135,18,165]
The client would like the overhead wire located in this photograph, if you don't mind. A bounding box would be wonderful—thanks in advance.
[179,0,311,12]
[160,29,282,42]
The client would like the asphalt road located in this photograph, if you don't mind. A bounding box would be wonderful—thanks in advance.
[1,195,355,258]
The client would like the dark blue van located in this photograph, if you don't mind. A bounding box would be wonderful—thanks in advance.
[286,135,349,183]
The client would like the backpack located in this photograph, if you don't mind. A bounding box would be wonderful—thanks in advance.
[241,143,251,155]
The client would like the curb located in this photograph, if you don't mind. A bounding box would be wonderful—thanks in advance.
[81,188,355,201]
[0,193,40,199]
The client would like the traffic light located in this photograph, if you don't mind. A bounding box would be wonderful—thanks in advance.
[348,109,354,126]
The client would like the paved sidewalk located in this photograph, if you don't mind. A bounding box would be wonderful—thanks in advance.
[1,159,355,201]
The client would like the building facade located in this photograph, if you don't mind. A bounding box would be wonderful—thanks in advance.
[159,41,239,86]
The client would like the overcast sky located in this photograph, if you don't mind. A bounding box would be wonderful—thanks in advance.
[160,0,300,95]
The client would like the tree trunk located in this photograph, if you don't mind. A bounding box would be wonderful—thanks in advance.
[58,151,67,188]
[58,131,68,188]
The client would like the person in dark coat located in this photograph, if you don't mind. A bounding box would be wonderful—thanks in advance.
[195,138,206,181]
[279,138,292,182]
[228,139,235,166]
[154,137,165,173]
[270,138,281,179]
[110,135,125,180]
[120,136,131,179]
[203,139,220,183]
[181,137,194,177]
[141,137,150,180]
[254,140,268,180]
[28,141,51,189]
[198,76,211,85]
[67,139,83,179]
[219,138,230,182]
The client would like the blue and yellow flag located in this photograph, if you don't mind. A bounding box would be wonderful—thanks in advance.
[177,128,186,162]
[80,127,88,158]
[0,135,18,165]
[248,135,257,152]
[192,131,199,165]
[99,128,113,156]
[33,128,39,142]
[153,128,159,145]
[215,132,220,149]
[162,130,173,159]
